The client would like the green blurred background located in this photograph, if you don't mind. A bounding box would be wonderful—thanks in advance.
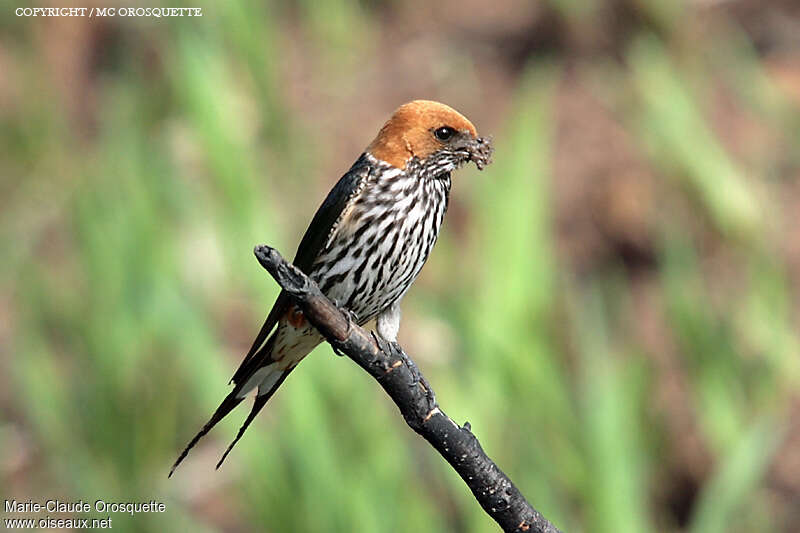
[2,1,800,531]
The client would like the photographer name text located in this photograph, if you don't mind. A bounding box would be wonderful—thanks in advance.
[4,499,166,529]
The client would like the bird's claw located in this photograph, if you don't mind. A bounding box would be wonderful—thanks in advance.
[331,300,358,357]
[333,299,358,327]
[371,330,393,359]
[372,332,436,407]
[400,348,436,407]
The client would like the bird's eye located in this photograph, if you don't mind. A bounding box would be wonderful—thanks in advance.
[433,126,455,142]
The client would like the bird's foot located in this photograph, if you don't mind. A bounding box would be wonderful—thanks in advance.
[399,347,436,407]
[331,301,358,357]
[332,298,359,325]
[371,330,393,361]
[372,332,436,407]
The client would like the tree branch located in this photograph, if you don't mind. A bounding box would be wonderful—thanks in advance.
[253,245,562,533]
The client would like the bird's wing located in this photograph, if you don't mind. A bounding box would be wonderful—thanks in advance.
[230,154,371,385]
[292,153,371,272]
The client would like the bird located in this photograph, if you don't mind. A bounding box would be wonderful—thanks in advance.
[169,100,493,476]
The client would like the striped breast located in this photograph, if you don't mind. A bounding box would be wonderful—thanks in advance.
[309,153,451,324]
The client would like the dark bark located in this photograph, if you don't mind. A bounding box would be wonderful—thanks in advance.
[254,245,562,533]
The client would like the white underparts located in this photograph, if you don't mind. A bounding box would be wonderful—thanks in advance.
[376,301,402,342]
[236,363,277,398]
[257,366,284,396]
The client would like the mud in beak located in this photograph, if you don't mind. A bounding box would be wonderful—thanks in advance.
[467,136,493,171]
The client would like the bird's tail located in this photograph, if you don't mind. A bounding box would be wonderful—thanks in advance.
[168,389,244,477]
[169,336,292,477]
[215,367,293,470]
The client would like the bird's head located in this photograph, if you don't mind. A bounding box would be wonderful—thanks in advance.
[367,100,493,176]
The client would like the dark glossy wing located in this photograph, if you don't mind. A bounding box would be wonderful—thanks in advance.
[291,153,371,272]
[230,154,371,385]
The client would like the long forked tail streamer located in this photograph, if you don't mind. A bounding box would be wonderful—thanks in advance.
[168,391,244,477]
[215,368,294,470]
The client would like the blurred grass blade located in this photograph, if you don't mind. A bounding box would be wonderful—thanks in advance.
[572,286,653,533]
[629,35,762,240]
[689,419,782,533]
